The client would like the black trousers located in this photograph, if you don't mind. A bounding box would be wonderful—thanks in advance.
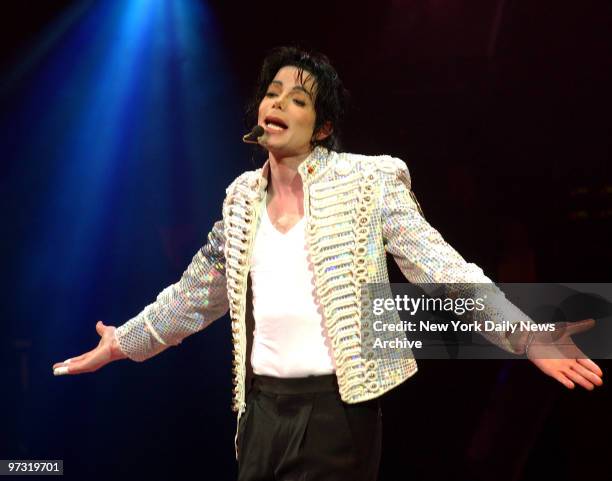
[237,374,382,481]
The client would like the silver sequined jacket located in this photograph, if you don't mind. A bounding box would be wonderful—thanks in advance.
[114,146,531,455]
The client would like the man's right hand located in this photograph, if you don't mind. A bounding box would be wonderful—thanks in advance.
[52,321,128,376]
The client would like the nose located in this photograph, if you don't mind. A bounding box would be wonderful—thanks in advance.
[272,95,285,110]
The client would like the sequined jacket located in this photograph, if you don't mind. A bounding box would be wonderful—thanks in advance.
[114,146,531,456]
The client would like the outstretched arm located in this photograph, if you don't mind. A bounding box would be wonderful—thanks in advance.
[53,219,229,374]
[379,157,603,390]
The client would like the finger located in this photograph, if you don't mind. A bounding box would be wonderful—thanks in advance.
[565,318,596,335]
[563,367,595,390]
[95,320,105,336]
[53,352,95,374]
[52,352,89,369]
[68,352,90,363]
[53,366,70,376]
[52,359,70,370]
[576,358,604,380]
[570,362,603,387]
[54,358,93,376]
[554,372,575,389]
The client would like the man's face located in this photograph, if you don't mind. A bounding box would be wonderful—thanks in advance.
[257,65,319,157]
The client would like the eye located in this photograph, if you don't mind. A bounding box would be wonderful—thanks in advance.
[293,99,306,106]
[265,91,277,98]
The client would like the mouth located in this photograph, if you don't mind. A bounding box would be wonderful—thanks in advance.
[263,115,288,133]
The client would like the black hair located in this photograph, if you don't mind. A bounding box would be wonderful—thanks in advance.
[245,45,349,151]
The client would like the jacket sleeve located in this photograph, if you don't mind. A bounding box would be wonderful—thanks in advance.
[379,156,532,355]
[114,219,229,361]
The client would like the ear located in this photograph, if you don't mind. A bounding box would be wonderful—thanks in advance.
[315,121,333,141]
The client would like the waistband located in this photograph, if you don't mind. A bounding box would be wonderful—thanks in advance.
[251,373,338,395]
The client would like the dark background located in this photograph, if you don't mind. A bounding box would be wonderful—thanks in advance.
[1,1,610,480]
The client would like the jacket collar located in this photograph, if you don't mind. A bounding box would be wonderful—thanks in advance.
[256,146,332,192]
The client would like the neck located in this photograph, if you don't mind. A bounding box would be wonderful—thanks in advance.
[267,149,311,198]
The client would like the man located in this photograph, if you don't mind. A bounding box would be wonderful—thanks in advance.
[53,46,604,481]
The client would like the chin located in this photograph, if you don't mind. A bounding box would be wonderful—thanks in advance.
[264,142,290,154]
[262,138,310,158]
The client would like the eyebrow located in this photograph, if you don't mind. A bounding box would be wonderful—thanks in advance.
[269,80,313,99]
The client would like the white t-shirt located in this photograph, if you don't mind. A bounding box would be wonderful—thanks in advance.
[249,198,336,377]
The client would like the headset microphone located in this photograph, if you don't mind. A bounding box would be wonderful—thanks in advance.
[242,125,264,144]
